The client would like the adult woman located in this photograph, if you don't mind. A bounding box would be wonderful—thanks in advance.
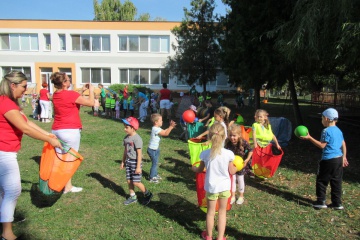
[0,71,61,240]
[133,88,149,122]
[39,82,51,122]
[50,72,94,193]
[158,83,172,120]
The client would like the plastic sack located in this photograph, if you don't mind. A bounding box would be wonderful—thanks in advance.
[188,138,211,166]
[39,141,84,193]
[251,144,283,178]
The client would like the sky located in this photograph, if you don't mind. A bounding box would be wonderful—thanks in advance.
[0,0,227,21]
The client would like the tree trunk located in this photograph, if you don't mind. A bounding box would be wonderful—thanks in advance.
[288,75,303,126]
[202,82,207,94]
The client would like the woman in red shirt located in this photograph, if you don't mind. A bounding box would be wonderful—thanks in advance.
[50,72,94,194]
[0,71,61,240]
[39,82,51,123]
[158,83,172,121]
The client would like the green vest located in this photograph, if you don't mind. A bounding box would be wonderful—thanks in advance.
[110,98,116,108]
[250,122,273,147]
[105,98,112,108]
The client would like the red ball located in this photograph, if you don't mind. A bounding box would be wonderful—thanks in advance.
[182,110,196,123]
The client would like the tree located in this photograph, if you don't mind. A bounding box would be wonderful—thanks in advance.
[93,0,136,21]
[164,0,221,93]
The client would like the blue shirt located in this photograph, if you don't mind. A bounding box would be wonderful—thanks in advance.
[138,92,148,101]
[320,126,344,160]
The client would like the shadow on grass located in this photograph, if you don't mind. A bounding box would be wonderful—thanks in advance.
[29,183,62,208]
[161,157,194,184]
[31,155,41,165]
[87,172,126,197]
[247,179,313,207]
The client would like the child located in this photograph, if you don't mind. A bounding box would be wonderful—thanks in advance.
[147,113,177,183]
[196,106,230,140]
[225,124,253,205]
[192,123,237,240]
[121,117,153,205]
[128,92,135,117]
[252,109,281,149]
[115,96,121,119]
[123,96,128,118]
[301,108,348,210]
[150,99,158,114]
[94,95,100,116]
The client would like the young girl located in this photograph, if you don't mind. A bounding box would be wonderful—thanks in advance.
[196,106,230,140]
[252,109,281,149]
[192,123,237,240]
[115,96,121,119]
[225,124,253,205]
[94,94,100,116]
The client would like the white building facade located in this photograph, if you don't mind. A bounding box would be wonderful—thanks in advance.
[0,20,231,94]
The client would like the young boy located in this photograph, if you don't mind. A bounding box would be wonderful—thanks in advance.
[147,113,177,183]
[301,108,349,210]
[121,117,153,205]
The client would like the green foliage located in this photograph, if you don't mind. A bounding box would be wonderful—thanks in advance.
[93,0,136,21]
[165,0,221,93]
[108,84,153,95]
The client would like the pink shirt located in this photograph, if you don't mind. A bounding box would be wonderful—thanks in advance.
[52,90,82,130]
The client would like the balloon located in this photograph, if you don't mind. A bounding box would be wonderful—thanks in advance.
[233,155,244,171]
[294,125,308,138]
[182,110,196,123]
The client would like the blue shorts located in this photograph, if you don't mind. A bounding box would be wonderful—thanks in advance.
[125,159,142,182]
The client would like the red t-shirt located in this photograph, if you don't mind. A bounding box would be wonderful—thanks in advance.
[0,96,26,152]
[40,88,49,101]
[52,90,82,130]
[160,88,171,100]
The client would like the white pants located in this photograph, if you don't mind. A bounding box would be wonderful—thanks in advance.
[52,129,81,152]
[0,151,21,222]
[236,175,245,193]
[40,100,50,119]
[139,100,149,120]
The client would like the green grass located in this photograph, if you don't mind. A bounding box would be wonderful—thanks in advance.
[9,99,360,239]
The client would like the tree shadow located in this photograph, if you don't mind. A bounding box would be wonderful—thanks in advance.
[87,172,126,197]
[247,179,313,207]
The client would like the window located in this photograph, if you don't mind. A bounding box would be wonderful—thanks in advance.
[118,35,170,53]
[44,34,51,51]
[2,66,32,82]
[119,68,167,85]
[72,34,110,52]
[119,69,128,83]
[0,34,38,51]
[150,69,160,84]
[129,69,139,84]
[161,70,169,84]
[81,68,111,84]
[140,69,149,84]
[59,34,66,51]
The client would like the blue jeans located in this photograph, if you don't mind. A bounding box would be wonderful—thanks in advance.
[147,148,160,179]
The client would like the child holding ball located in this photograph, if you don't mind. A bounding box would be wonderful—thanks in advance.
[301,108,348,210]
[225,124,253,205]
[192,123,237,240]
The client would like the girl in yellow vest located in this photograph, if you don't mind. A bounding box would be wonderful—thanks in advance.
[252,109,281,149]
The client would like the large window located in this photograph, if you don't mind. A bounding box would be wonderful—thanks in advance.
[118,35,170,53]
[119,68,168,85]
[72,34,110,52]
[58,34,66,51]
[0,34,38,51]
[2,66,32,82]
[81,68,111,84]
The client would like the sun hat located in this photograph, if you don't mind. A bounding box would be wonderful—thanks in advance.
[122,117,139,130]
[322,108,338,121]
[189,105,197,112]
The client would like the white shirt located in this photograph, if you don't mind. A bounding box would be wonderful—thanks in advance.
[148,126,162,150]
[200,148,234,193]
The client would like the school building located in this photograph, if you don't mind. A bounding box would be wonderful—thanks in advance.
[0,19,232,95]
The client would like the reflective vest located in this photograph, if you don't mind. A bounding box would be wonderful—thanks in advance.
[250,122,273,147]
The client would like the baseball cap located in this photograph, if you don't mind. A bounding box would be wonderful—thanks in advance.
[122,117,139,130]
[189,105,197,112]
[322,108,338,121]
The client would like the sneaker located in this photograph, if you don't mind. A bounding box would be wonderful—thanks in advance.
[140,119,145,122]
[155,175,162,180]
[124,195,137,205]
[313,200,327,209]
[230,196,236,205]
[328,203,344,210]
[236,197,244,205]
[142,191,153,206]
[63,186,83,194]
[201,230,212,240]
[149,178,159,183]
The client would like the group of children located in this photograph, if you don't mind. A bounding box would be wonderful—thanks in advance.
[93,92,135,119]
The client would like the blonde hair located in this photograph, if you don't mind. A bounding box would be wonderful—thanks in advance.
[208,123,226,160]
[151,113,162,124]
[214,106,231,127]
[0,71,27,104]
[228,124,244,152]
[254,109,270,129]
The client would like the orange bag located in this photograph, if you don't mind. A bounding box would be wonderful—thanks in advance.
[40,141,84,192]
[251,144,283,178]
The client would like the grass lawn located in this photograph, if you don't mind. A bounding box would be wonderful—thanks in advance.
[9,98,360,239]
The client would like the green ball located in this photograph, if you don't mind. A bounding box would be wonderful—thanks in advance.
[294,125,308,138]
